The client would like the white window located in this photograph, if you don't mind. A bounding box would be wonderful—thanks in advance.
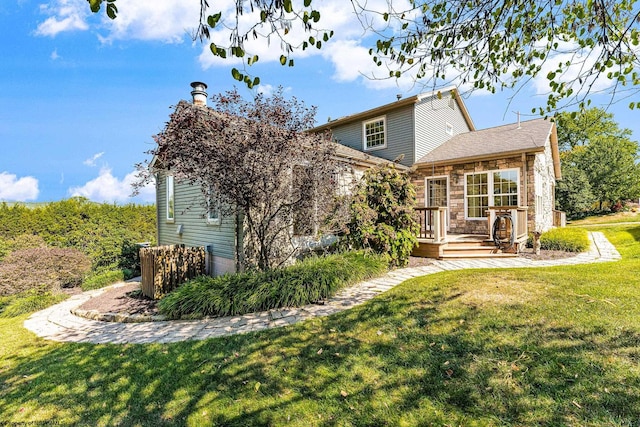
[363,116,386,150]
[446,122,454,136]
[492,170,519,207]
[466,172,489,219]
[465,169,519,219]
[166,175,175,222]
[206,187,221,226]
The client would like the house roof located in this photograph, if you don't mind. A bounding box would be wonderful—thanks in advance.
[332,142,409,170]
[415,118,561,179]
[310,86,475,132]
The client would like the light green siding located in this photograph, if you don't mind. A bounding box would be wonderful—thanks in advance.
[156,171,237,268]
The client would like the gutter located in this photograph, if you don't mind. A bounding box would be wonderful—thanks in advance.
[414,147,546,170]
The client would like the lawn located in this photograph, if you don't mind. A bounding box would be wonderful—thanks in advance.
[569,210,640,226]
[1,225,640,426]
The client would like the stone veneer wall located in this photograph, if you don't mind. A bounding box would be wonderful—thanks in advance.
[532,144,558,232]
[413,155,539,235]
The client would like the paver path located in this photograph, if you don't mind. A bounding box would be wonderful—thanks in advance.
[24,231,620,344]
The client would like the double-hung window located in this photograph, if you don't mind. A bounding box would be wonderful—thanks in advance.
[465,169,519,219]
[363,116,386,150]
[166,175,175,222]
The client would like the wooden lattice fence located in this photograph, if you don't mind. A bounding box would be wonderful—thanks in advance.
[140,245,206,299]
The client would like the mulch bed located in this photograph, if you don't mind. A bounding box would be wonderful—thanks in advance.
[77,282,159,316]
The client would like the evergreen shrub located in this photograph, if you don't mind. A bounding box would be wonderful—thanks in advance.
[345,164,419,267]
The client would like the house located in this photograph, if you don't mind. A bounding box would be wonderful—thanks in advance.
[153,83,564,270]
[152,82,402,276]
[309,88,564,258]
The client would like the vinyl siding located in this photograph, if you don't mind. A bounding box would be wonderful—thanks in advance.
[330,104,416,167]
[414,90,472,160]
[156,171,237,263]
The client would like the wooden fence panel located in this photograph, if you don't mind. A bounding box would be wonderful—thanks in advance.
[140,245,206,299]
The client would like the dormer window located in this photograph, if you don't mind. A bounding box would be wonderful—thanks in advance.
[363,116,387,150]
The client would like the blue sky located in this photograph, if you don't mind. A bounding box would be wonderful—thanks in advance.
[1,0,638,204]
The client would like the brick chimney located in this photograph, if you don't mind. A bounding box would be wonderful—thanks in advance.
[190,81,208,107]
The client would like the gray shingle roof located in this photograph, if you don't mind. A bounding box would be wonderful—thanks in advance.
[332,142,409,170]
[415,118,555,165]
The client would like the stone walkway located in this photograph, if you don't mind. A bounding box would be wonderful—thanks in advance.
[23,231,621,344]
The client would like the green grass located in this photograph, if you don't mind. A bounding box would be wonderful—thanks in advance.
[0,289,67,318]
[2,225,640,425]
[570,211,640,226]
[81,269,125,291]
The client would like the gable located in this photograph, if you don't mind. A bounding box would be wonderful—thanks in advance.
[310,87,475,168]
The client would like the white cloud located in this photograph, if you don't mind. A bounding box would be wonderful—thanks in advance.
[0,172,39,201]
[68,167,154,203]
[98,0,200,43]
[530,41,616,98]
[83,151,105,167]
[35,0,89,37]
[50,49,60,60]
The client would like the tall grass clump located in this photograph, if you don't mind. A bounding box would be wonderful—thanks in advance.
[158,251,388,319]
[533,227,590,252]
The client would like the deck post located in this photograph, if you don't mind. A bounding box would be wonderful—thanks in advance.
[433,209,441,242]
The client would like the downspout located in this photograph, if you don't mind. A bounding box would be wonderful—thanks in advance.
[155,172,161,245]
[521,153,527,207]
[235,211,244,273]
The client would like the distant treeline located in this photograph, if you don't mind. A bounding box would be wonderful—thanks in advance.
[0,198,156,271]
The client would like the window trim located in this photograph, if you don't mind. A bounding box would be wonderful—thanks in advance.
[445,122,454,136]
[362,115,387,151]
[206,188,221,226]
[166,174,175,223]
[464,168,520,220]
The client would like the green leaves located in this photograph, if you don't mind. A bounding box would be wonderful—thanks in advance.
[230,68,260,89]
[87,0,117,19]
[207,12,222,28]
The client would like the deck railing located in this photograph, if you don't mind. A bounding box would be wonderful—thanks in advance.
[415,207,447,242]
[487,206,528,241]
[553,210,566,227]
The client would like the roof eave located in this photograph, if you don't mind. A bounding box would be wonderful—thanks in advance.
[311,95,421,132]
[415,147,546,169]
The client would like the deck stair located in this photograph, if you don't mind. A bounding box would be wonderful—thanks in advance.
[413,234,520,259]
[442,234,518,259]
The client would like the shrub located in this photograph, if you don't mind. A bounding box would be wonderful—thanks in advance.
[529,228,590,253]
[158,251,388,319]
[0,288,67,318]
[0,238,9,262]
[7,233,47,251]
[0,247,91,296]
[0,199,156,271]
[81,269,125,291]
[346,164,418,267]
